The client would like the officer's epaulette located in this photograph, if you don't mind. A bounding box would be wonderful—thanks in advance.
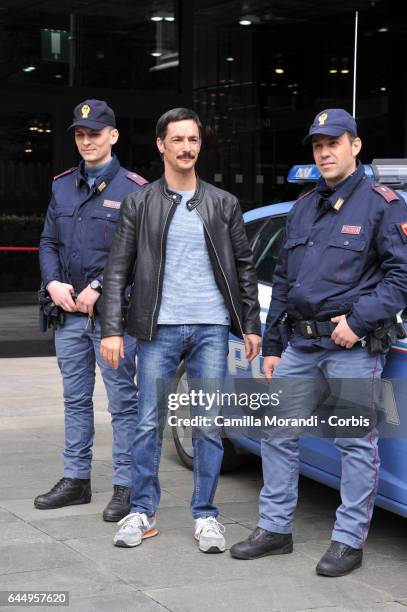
[295,187,316,202]
[53,167,77,181]
[126,171,149,186]
[372,183,399,203]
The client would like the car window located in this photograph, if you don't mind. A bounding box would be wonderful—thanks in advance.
[251,215,287,285]
[245,218,268,245]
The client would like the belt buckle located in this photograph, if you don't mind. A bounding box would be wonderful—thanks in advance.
[300,320,319,339]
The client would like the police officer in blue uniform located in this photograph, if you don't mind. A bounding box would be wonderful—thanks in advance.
[231,109,407,575]
[35,99,147,521]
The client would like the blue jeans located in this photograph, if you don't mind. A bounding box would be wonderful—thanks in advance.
[259,344,385,549]
[55,314,138,486]
[131,324,229,519]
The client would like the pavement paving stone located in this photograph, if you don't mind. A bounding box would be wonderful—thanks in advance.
[0,560,136,600]
[0,433,46,451]
[66,591,167,612]
[0,591,168,612]
[166,475,262,505]
[158,453,191,473]
[29,513,119,541]
[217,500,260,523]
[0,518,53,546]
[157,467,261,487]
[347,564,407,599]
[0,415,64,431]
[0,509,21,524]
[0,399,104,418]
[361,539,407,565]
[0,540,86,575]
[144,573,393,612]
[291,604,407,612]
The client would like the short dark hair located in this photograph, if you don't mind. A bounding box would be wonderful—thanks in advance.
[156,108,202,141]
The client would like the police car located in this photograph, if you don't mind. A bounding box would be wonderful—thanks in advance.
[172,160,407,519]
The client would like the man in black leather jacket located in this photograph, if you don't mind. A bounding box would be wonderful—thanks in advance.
[100,107,261,553]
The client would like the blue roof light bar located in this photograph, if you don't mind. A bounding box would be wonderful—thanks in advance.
[287,160,378,183]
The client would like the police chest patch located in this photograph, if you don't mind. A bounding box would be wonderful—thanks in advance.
[400,222,407,237]
[341,225,362,235]
[103,200,121,209]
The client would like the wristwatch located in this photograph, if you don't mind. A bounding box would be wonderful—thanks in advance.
[90,279,103,294]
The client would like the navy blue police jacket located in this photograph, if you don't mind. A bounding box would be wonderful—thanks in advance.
[262,161,407,356]
[39,155,146,294]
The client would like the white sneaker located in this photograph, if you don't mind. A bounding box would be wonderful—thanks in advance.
[113,512,158,548]
[194,516,226,553]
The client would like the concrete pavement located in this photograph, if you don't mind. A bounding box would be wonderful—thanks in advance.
[1,336,407,610]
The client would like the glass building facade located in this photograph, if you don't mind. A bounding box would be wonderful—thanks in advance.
[0,0,405,288]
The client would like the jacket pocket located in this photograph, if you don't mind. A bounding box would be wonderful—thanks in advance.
[323,236,367,284]
[55,208,74,244]
[89,208,120,249]
[284,236,309,249]
[283,235,308,281]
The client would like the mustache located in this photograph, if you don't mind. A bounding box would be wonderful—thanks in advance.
[177,153,195,159]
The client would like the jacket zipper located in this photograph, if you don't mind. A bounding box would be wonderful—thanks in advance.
[195,209,245,337]
[149,202,176,340]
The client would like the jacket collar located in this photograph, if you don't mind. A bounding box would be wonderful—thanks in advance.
[316,160,365,213]
[159,175,204,210]
[76,154,121,192]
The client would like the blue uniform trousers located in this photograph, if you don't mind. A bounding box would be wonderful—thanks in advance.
[259,344,385,549]
[55,314,138,486]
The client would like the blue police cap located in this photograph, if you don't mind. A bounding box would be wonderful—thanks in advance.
[302,108,357,145]
[68,99,116,131]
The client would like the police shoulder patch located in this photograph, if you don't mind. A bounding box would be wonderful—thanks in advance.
[400,222,407,237]
[126,171,148,186]
[296,187,316,202]
[53,167,77,181]
[372,183,399,203]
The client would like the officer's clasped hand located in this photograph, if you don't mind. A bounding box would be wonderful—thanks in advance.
[47,280,77,312]
[330,314,360,349]
[47,281,100,316]
[75,285,101,317]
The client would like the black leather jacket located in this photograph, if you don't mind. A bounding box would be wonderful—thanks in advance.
[101,176,261,341]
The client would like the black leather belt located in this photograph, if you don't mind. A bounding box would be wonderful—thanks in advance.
[292,320,336,339]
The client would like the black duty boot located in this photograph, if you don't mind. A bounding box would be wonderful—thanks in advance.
[230,527,293,559]
[102,485,131,522]
[316,541,363,577]
[34,477,91,509]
